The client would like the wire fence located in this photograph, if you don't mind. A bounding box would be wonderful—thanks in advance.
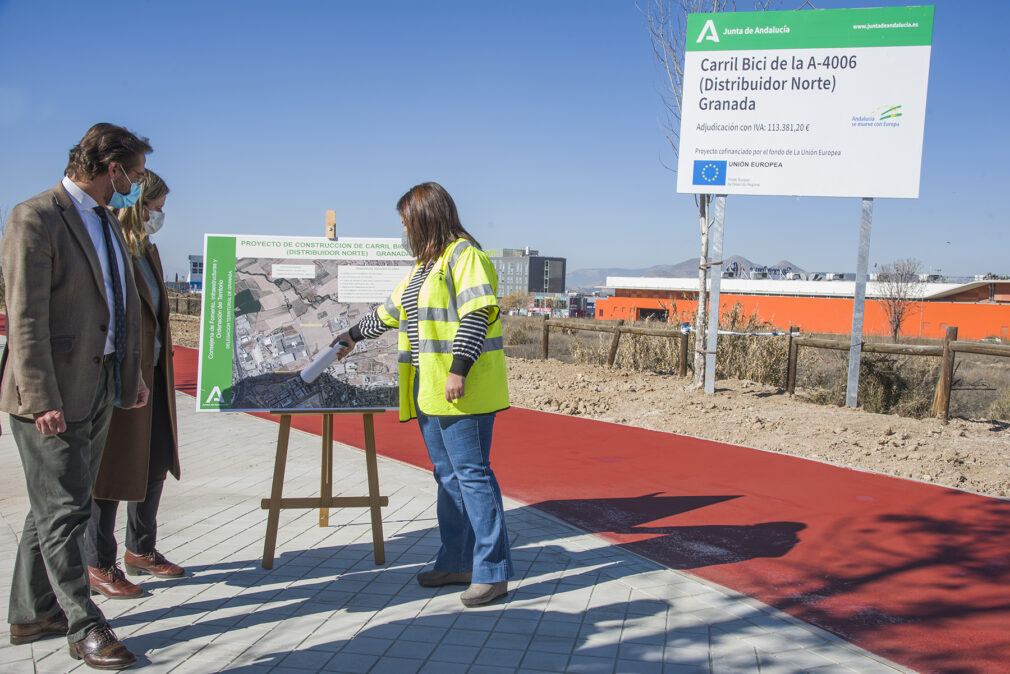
[538,316,1010,423]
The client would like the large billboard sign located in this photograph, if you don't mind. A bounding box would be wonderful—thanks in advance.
[197,235,413,412]
[676,6,934,198]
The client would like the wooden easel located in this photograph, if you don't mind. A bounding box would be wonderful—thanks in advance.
[260,409,388,569]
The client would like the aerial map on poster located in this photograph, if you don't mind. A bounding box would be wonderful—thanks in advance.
[197,235,413,412]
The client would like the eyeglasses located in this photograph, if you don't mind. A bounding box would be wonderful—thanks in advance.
[119,164,144,186]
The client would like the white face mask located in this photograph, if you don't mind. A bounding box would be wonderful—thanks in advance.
[144,210,165,235]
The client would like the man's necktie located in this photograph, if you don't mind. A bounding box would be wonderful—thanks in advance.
[93,207,127,363]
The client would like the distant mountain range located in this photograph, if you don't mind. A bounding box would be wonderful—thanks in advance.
[567,255,804,290]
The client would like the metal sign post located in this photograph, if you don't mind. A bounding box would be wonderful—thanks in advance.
[845,198,873,407]
[704,195,727,395]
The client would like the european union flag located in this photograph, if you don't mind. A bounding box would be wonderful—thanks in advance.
[693,160,727,186]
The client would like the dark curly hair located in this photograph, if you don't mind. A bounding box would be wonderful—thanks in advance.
[65,123,152,180]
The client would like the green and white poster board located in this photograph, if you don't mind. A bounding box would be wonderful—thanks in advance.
[197,235,413,412]
[676,6,934,198]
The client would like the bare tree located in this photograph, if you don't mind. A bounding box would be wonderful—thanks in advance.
[874,258,924,342]
[641,0,770,388]
[499,291,530,314]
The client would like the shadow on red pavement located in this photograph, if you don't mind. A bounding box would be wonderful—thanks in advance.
[164,344,1010,673]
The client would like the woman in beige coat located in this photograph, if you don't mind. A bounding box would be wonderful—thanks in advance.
[85,170,182,598]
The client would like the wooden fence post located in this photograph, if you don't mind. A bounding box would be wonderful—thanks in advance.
[932,325,958,423]
[785,326,799,393]
[607,319,625,367]
[787,330,800,395]
[169,295,201,316]
[540,315,550,360]
[678,331,689,378]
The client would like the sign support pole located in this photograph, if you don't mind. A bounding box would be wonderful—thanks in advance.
[704,195,727,395]
[845,197,873,408]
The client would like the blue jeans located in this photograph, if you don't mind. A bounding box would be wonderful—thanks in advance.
[414,376,512,583]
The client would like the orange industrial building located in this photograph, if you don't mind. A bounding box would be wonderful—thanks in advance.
[595,277,1010,341]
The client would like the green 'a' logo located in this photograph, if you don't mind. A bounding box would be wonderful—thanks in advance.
[696,19,719,44]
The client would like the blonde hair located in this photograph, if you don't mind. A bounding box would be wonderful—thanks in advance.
[115,169,169,257]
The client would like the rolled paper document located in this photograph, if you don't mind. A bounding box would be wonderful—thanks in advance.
[299,340,350,383]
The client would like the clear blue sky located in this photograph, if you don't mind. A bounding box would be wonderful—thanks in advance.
[1,0,1006,280]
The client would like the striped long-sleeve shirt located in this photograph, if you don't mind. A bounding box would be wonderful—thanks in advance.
[349,262,490,376]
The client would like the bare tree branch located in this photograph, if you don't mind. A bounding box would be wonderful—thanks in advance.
[874,258,925,342]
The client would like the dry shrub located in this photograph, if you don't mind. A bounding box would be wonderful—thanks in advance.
[569,332,611,367]
[613,307,689,374]
[501,316,545,359]
[505,324,535,346]
[803,351,940,418]
[566,314,682,372]
[567,325,681,371]
[987,388,1010,421]
[617,331,681,373]
[567,303,788,385]
[714,303,788,387]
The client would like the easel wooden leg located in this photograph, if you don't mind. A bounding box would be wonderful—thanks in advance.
[320,414,333,527]
[262,414,292,569]
[362,413,386,565]
[261,409,388,570]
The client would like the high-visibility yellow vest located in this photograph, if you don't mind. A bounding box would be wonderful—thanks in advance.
[377,239,509,421]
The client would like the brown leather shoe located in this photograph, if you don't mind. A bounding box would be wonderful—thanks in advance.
[9,612,68,645]
[69,625,136,670]
[124,549,185,578]
[89,564,144,599]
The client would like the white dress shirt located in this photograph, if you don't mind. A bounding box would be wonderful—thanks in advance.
[61,176,128,356]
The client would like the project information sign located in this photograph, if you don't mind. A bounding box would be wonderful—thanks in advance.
[197,234,413,412]
[676,6,933,198]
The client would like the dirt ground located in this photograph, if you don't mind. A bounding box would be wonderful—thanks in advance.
[169,315,1010,499]
[171,314,201,348]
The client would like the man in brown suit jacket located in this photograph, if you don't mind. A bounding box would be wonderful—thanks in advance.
[1,123,151,670]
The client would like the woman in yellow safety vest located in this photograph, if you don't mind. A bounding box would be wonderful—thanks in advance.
[332,182,512,607]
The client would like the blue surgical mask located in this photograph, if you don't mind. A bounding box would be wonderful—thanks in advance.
[109,165,142,209]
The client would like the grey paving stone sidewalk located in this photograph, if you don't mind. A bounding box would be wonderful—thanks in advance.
[0,394,912,673]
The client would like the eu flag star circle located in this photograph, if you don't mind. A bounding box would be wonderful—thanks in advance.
[702,163,720,183]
